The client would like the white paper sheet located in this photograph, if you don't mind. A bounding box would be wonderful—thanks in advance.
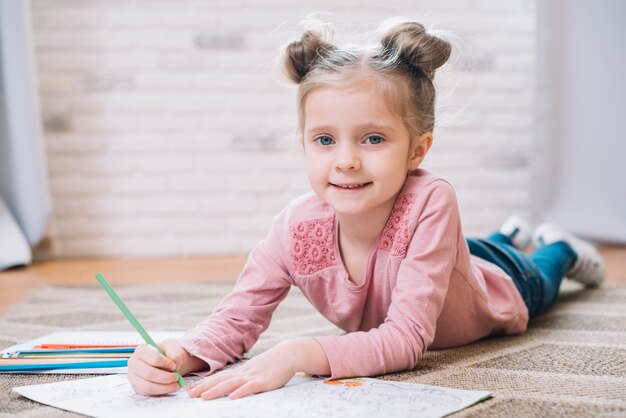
[1,331,183,374]
[13,373,491,418]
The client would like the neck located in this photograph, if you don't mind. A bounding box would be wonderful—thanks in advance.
[336,193,399,250]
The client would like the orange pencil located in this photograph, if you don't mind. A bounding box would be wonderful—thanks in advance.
[33,344,137,350]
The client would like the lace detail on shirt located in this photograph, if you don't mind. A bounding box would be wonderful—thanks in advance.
[291,218,337,275]
[379,193,417,257]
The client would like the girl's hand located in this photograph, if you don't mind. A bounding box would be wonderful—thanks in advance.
[127,338,207,396]
[187,340,298,400]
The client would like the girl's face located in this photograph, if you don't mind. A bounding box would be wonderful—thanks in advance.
[301,85,430,219]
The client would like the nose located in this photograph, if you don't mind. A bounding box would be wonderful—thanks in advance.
[334,143,361,171]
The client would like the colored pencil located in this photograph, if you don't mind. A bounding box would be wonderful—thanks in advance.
[4,353,131,360]
[34,344,137,349]
[95,273,188,388]
[1,355,130,363]
[8,348,136,356]
[0,360,128,372]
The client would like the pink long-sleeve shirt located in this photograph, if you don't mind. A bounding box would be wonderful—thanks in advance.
[179,169,529,380]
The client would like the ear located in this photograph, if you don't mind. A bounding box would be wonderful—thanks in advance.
[408,132,433,170]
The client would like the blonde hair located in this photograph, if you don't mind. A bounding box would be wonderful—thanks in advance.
[282,19,451,139]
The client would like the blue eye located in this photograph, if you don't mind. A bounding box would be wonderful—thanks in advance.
[365,135,383,145]
[315,136,334,146]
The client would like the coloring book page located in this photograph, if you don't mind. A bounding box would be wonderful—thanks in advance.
[13,373,491,418]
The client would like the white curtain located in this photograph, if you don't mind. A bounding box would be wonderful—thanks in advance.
[0,0,51,254]
[534,0,626,243]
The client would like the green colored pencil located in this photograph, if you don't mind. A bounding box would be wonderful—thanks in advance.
[95,273,188,388]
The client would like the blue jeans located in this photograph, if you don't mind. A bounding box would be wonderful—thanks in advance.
[467,232,577,317]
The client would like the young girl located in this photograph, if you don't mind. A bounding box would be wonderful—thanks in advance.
[127,19,606,400]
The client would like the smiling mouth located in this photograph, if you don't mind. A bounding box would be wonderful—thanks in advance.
[330,182,372,189]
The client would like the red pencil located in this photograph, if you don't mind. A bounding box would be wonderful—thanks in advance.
[33,344,138,350]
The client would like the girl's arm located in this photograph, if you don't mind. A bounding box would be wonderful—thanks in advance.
[186,338,330,400]
[289,338,331,376]
[179,207,295,375]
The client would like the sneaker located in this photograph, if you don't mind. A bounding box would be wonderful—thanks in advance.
[499,215,532,251]
[532,223,606,287]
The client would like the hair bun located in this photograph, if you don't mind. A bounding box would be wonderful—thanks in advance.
[283,30,335,84]
[380,21,451,80]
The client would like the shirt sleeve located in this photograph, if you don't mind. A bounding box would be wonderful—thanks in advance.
[179,208,294,374]
[313,181,460,380]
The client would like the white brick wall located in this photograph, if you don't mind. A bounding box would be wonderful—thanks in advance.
[31,0,536,258]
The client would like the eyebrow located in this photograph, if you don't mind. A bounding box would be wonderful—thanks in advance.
[306,123,397,133]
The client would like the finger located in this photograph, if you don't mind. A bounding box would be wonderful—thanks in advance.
[159,338,179,351]
[129,376,181,397]
[132,357,180,385]
[187,372,231,398]
[200,376,247,401]
[159,339,182,361]
[228,380,263,400]
[136,344,176,371]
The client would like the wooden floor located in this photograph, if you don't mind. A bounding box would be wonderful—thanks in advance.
[1,246,625,316]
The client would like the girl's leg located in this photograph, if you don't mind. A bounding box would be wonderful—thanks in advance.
[485,232,516,248]
[470,220,607,316]
[467,236,576,317]
[467,237,544,316]
[469,216,543,314]
[527,242,577,314]
[529,242,577,292]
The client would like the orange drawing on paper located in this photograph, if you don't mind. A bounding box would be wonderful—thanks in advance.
[323,379,363,387]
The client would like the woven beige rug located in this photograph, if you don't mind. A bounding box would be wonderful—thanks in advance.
[1,281,625,417]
